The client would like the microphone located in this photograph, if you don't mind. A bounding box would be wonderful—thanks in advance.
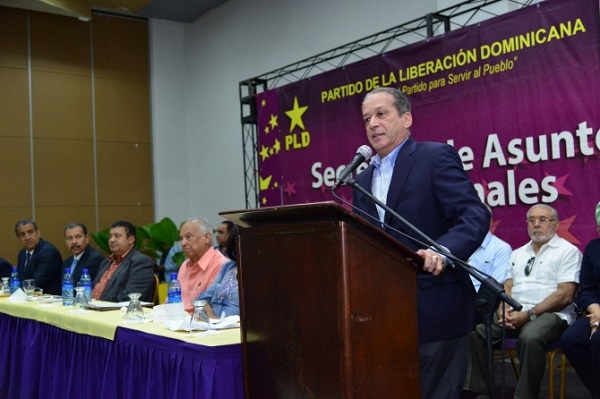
[332,145,373,191]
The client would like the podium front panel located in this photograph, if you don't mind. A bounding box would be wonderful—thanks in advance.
[236,217,419,398]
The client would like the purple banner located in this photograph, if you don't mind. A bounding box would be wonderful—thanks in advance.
[256,0,600,250]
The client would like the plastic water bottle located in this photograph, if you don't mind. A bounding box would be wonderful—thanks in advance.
[62,267,74,306]
[79,268,92,302]
[9,266,20,294]
[167,272,181,303]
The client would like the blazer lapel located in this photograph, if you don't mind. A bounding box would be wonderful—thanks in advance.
[360,164,380,222]
[383,137,417,227]
[95,258,112,286]
[105,251,134,294]
[79,249,89,265]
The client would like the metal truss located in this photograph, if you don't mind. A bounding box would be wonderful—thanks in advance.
[239,0,538,209]
[239,79,267,209]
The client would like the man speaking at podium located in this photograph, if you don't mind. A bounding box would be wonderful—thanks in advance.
[352,87,490,399]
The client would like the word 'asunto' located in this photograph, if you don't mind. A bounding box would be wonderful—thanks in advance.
[449,121,599,171]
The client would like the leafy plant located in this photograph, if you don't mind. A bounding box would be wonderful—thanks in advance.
[91,228,111,255]
[171,250,186,268]
[139,217,180,263]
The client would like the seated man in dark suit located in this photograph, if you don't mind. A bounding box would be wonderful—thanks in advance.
[91,220,155,302]
[62,222,105,285]
[15,219,63,295]
[0,258,12,279]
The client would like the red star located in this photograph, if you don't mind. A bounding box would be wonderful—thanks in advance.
[557,215,581,246]
[284,181,297,197]
[547,173,573,196]
[489,218,501,234]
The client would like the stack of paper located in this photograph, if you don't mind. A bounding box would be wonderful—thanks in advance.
[164,315,240,332]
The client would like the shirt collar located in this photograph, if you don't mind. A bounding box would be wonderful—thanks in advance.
[186,246,217,271]
[74,250,85,261]
[479,231,493,249]
[526,233,559,252]
[109,248,132,265]
[372,141,404,171]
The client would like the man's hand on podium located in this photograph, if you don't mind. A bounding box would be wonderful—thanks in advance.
[417,249,446,276]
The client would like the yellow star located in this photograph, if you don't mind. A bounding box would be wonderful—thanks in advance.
[259,145,270,161]
[260,175,272,191]
[261,99,266,107]
[272,139,281,154]
[285,97,308,133]
[264,126,270,134]
[273,182,279,188]
[269,148,274,155]
[262,197,267,205]
[269,114,278,130]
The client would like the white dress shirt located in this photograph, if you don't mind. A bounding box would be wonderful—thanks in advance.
[507,234,582,324]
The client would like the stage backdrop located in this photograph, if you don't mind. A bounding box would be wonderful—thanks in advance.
[255,0,600,251]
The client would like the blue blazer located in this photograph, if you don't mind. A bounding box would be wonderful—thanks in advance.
[353,137,489,343]
[17,238,63,296]
[0,258,12,279]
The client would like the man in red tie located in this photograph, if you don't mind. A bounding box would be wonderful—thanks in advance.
[91,221,154,303]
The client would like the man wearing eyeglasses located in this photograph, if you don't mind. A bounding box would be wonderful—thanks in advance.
[463,204,582,399]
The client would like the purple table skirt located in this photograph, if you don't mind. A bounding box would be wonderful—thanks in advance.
[0,312,244,399]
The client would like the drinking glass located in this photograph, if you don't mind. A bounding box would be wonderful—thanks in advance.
[73,286,89,311]
[1,277,10,295]
[123,293,144,324]
[23,279,36,301]
[189,299,209,336]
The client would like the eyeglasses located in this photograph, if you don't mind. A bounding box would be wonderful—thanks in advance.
[527,217,556,225]
[525,256,535,276]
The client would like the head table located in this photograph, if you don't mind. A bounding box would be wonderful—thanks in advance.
[0,296,243,399]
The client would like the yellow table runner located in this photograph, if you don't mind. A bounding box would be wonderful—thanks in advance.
[0,297,241,346]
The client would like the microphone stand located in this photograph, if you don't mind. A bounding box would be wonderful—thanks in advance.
[345,177,522,399]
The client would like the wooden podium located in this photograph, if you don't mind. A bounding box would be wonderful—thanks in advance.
[221,201,421,398]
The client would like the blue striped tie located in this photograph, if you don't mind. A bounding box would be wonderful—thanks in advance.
[71,257,79,274]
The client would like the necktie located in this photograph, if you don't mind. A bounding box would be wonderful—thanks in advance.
[71,257,79,274]
[92,261,119,300]
[25,252,31,270]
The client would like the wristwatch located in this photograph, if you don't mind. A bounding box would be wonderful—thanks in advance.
[527,309,537,321]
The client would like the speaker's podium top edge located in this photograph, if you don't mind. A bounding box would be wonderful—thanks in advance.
[220,200,422,267]
[220,201,353,227]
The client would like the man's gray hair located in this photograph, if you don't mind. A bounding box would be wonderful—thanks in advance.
[185,217,213,235]
[363,87,411,116]
[527,204,558,221]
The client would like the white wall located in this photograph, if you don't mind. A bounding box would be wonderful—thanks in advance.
[149,0,497,228]
[149,19,190,225]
